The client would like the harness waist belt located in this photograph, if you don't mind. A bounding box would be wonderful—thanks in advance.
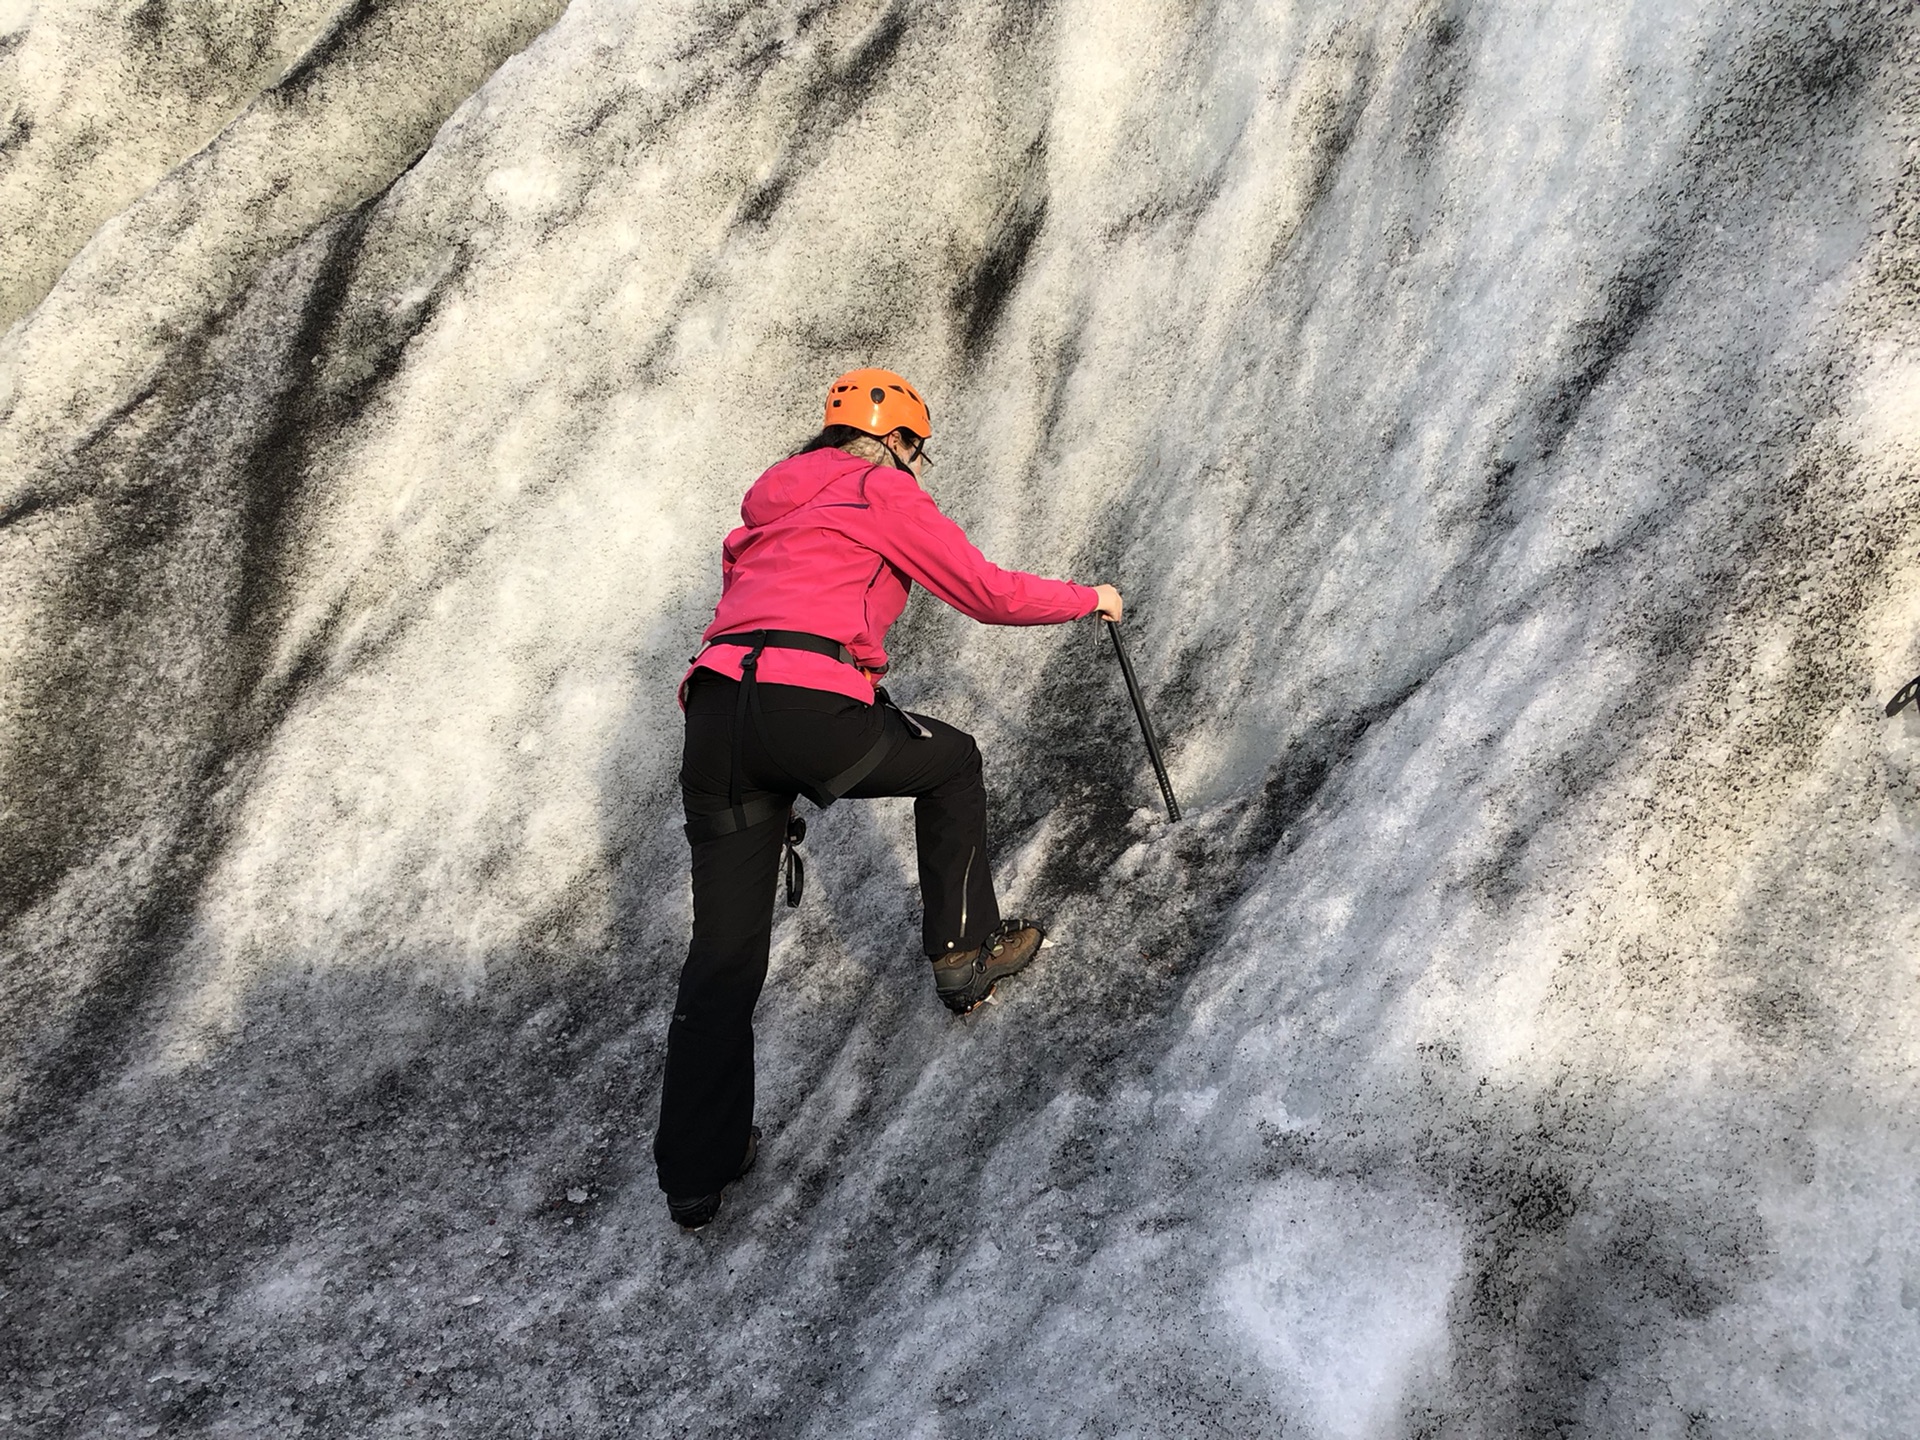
[702,630,858,667]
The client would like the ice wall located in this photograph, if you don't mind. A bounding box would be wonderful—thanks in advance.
[3,1,1916,1436]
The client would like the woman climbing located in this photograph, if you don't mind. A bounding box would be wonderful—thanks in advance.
[656,367,1124,1230]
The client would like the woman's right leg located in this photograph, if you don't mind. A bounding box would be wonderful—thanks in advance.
[840,715,1001,959]
[841,715,1039,1013]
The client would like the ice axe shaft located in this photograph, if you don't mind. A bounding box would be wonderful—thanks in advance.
[1106,619,1181,822]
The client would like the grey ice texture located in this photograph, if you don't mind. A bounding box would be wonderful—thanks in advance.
[2,0,1917,1436]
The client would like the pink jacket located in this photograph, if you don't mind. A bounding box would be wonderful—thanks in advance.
[685,448,1099,703]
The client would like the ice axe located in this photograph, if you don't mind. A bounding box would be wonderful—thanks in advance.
[1105,619,1181,822]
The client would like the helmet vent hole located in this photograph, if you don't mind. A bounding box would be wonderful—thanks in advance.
[870,387,886,405]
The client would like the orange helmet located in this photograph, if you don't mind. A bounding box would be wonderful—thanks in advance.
[824,368,932,440]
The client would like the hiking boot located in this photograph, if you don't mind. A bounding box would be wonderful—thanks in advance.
[667,1125,760,1231]
[931,919,1045,1015]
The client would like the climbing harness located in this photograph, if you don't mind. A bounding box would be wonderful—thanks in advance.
[681,632,920,903]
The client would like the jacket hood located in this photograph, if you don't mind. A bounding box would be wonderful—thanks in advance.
[739,448,878,527]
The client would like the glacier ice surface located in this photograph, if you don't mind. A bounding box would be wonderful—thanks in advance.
[2,0,1918,1436]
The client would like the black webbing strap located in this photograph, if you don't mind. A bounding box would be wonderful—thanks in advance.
[820,687,907,796]
[684,796,787,844]
[729,642,760,814]
[683,636,778,845]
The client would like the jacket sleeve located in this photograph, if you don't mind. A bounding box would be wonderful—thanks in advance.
[858,468,1100,626]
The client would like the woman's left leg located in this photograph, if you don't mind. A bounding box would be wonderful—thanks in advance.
[653,814,787,1197]
[654,676,791,1199]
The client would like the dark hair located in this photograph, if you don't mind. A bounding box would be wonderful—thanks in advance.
[794,424,878,455]
[793,423,922,468]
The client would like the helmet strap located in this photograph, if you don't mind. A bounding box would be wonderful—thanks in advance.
[884,431,915,472]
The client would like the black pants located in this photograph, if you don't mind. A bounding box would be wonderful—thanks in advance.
[654,674,1000,1196]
